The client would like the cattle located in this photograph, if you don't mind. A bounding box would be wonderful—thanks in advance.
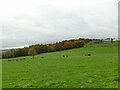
[63,55,68,57]
[88,54,91,56]
[16,59,19,61]
[66,55,68,57]
[23,58,25,60]
[85,54,91,56]
[8,60,11,61]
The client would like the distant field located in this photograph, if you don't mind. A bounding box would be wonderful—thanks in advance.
[2,42,118,88]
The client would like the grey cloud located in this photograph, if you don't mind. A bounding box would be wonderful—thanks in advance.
[1,0,118,49]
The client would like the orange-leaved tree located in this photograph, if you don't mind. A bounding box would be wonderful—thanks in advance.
[28,48,37,59]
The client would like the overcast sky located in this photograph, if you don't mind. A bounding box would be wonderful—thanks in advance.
[0,0,118,49]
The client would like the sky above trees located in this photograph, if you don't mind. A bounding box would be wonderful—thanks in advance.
[0,0,118,49]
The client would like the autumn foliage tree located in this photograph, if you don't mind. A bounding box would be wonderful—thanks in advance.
[72,40,85,48]
[28,48,37,59]
[2,38,91,59]
[55,44,63,51]
[47,45,56,52]
[63,41,73,49]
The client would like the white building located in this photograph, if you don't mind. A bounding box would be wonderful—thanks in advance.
[103,38,114,43]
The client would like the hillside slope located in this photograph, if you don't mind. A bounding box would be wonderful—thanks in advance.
[2,42,118,88]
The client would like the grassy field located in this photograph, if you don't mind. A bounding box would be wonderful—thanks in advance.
[2,42,118,88]
[0,60,2,89]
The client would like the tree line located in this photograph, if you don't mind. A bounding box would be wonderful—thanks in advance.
[2,38,93,59]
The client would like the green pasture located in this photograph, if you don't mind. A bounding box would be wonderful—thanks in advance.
[2,42,118,88]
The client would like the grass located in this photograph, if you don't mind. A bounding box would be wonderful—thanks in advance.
[2,42,118,88]
[0,60,2,89]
